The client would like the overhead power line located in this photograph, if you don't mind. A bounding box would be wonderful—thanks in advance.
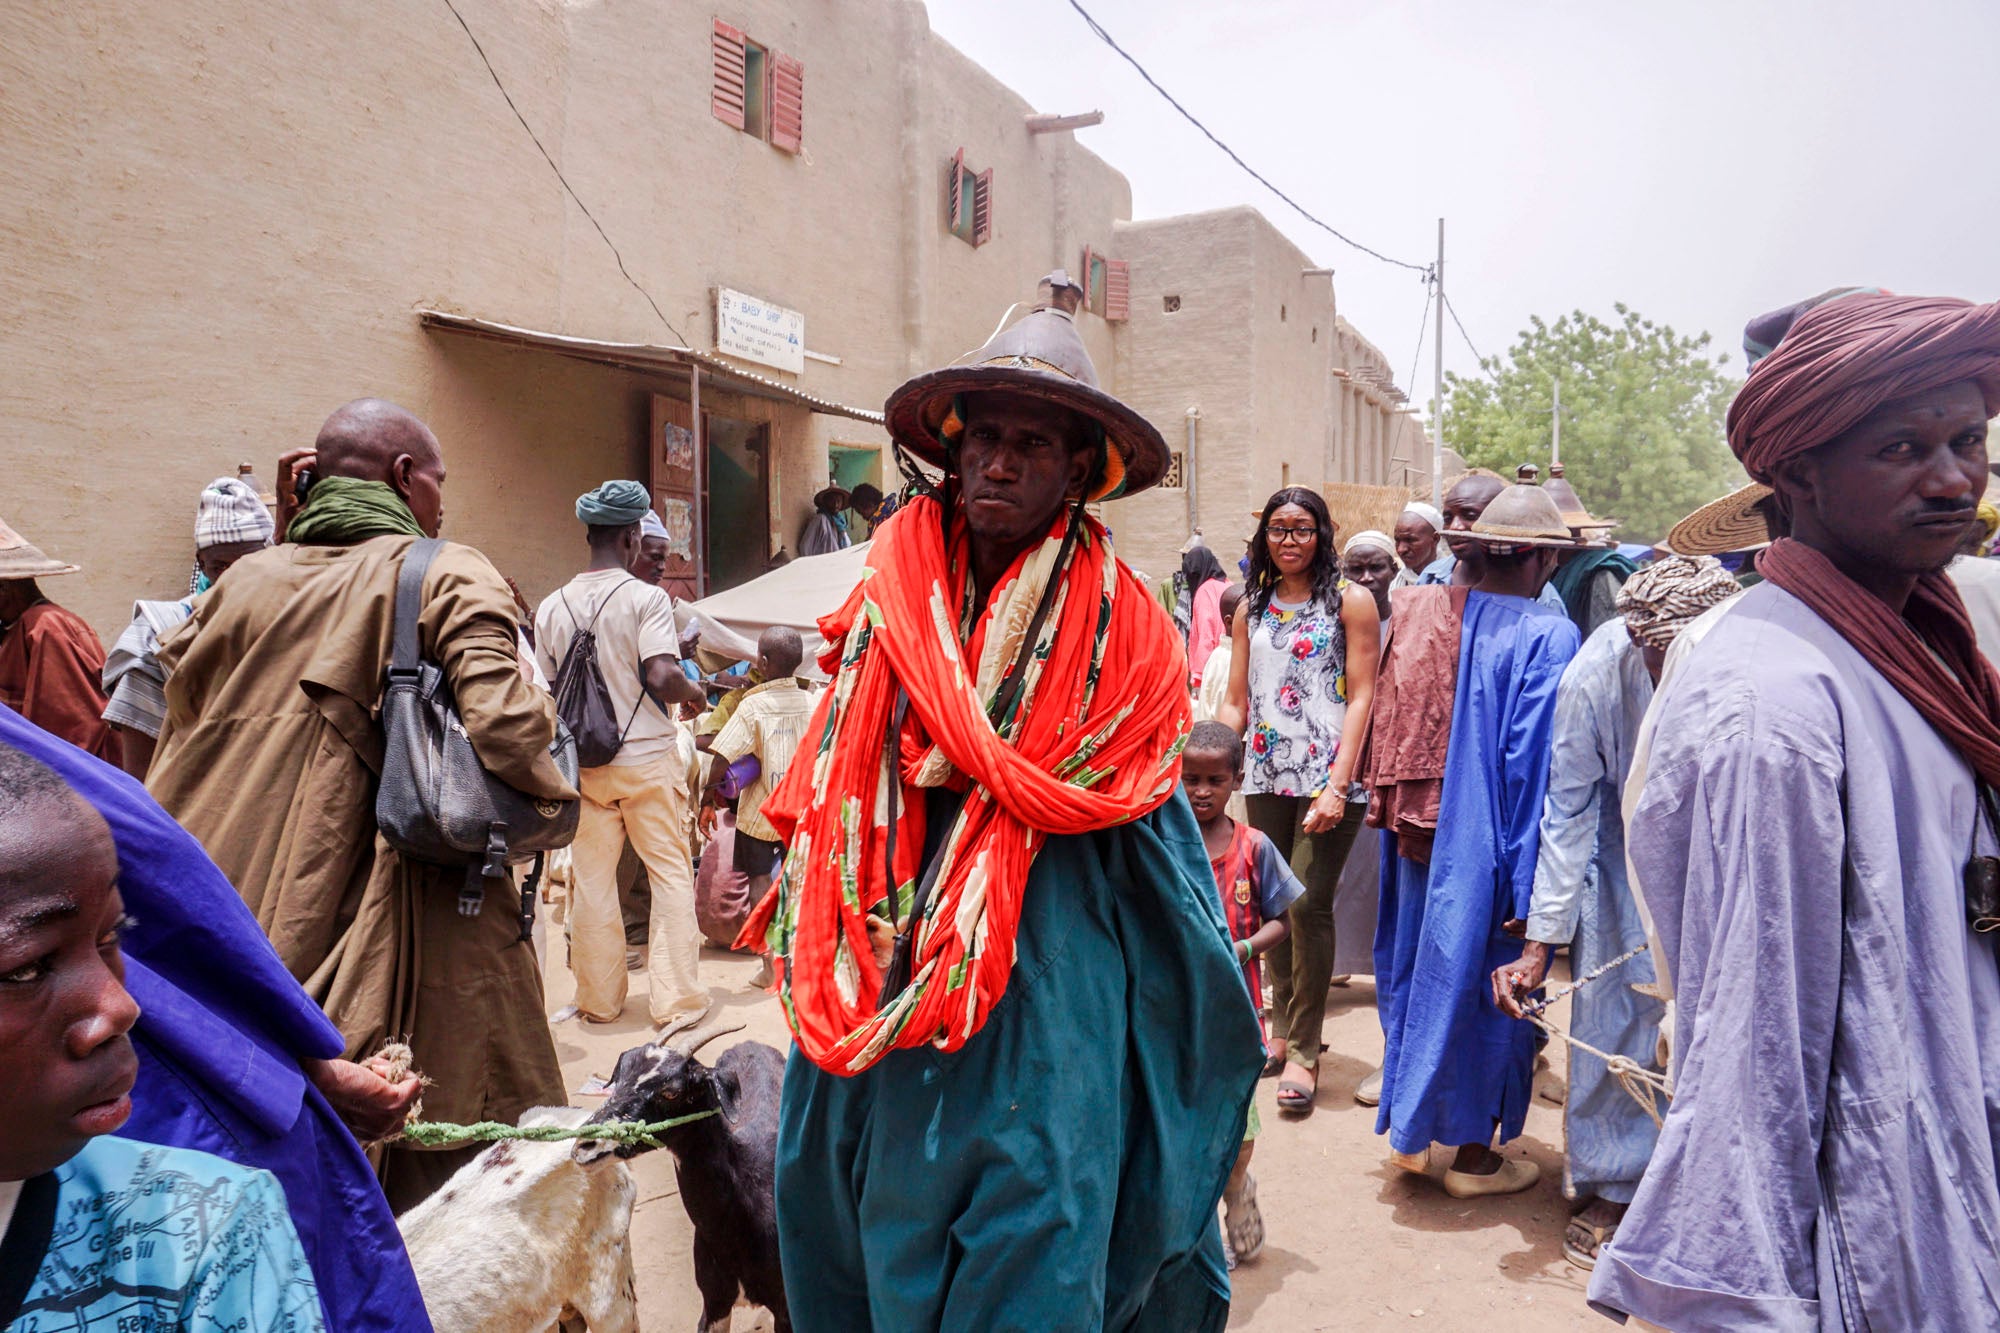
[1443,292,1491,371]
[1066,1,1431,276]
[440,0,689,346]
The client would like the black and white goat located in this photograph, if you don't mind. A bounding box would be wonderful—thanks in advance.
[577,1040,789,1333]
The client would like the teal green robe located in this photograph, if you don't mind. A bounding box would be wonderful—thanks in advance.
[777,791,1263,1331]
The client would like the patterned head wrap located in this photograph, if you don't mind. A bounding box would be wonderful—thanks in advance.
[1727,292,2000,483]
[575,479,653,527]
[1615,554,1740,650]
[193,477,275,549]
[1979,499,2000,548]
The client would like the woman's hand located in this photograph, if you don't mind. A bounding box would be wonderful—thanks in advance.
[1301,785,1347,834]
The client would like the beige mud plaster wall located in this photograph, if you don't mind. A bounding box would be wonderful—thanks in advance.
[1101,210,1262,583]
[0,0,575,638]
[418,337,650,608]
[1247,218,1337,512]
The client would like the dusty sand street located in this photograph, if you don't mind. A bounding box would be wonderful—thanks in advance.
[546,945,1606,1331]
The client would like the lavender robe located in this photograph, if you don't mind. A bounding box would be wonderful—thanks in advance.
[1525,620,1664,1205]
[1589,583,2000,1329]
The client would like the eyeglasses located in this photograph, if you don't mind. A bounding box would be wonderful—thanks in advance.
[1267,525,1319,545]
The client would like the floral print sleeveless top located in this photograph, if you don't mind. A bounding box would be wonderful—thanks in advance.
[1245,586,1348,797]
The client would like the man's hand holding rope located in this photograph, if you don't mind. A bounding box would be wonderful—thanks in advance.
[1491,941,1553,1019]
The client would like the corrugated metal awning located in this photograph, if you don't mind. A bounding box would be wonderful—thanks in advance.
[417,309,884,424]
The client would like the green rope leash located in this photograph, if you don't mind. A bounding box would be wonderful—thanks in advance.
[398,1109,720,1151]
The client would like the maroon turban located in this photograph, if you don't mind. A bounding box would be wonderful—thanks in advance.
[1725,292,2000,483]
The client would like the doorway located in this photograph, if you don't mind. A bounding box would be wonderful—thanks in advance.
[829,443,884,537]
[704,416,770,593]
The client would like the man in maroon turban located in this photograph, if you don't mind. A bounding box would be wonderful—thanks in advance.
[1590,290,2000,1328]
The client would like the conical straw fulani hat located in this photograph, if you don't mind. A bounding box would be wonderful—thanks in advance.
[0,518,81,578]
[1455,480,1585,550]
[1666,483,1773,555]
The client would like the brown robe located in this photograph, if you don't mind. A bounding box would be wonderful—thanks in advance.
[0,598,121,763]
[1362,584,1466,864]
[151,535,575,1208]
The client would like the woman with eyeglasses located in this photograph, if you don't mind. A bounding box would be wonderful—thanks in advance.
[1218,486,1380,1117]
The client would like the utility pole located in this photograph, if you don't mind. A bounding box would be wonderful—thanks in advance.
[1551,377,1561,468]
[1431,218,1445,508]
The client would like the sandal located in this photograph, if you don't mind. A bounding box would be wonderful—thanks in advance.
[1260,1036,1285,1079]
[1275,1063,1317,1116]
[1562,1200,1624,1270]
[1223,1171,1266,1264]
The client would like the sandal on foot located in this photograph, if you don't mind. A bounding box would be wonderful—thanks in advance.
[1223,1172,1266,1264]
[1275,1070,1317,1116]
[1562,1201,1623,1270]
[1441,1157,1540,1198]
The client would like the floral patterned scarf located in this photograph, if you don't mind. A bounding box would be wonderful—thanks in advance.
[738,495,1191,1074]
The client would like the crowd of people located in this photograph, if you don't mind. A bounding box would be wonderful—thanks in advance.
[3,284,1999,1331]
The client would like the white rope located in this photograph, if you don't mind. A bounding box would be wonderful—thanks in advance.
[1522,944,1674,1126]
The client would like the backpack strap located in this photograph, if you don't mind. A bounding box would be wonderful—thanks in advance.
[391,538,446,678]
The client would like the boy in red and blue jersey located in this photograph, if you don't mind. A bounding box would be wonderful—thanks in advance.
[1180,720,1306,1269]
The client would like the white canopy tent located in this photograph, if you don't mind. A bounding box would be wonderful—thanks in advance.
[674,542,872,676]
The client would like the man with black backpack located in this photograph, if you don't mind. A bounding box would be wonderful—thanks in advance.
[535,480,709,1031]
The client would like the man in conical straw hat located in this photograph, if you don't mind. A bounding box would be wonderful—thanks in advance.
[738,299,1259,1328]
[1364,474,1584,1196]
[0,517,119,762]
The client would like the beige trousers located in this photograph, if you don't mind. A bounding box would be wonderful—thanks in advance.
[571,751,708,1026]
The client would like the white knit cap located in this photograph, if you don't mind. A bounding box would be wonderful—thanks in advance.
[194,477,275,549]
[1341,529,1400,562]
[1401,501,1444,533]
[640,509,669,542]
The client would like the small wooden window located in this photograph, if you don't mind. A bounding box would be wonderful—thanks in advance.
[1080,248,1128,320]
[712,20,748,129]
[713,18,801,153]
[948,150,992,247]
[1161,451,1185,489]
[770,52,804,153]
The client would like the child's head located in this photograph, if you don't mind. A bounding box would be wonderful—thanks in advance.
[1180,721,1243,828]
[0,744,139,1181]
[1218,583,1245,634]
[755,625,804,681]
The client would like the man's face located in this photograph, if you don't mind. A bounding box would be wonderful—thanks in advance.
[1442,475,1504,556]
[1343,547,1398,604]
[196,539,267,585]
[395,442,447,539]
[0,793,140,1180]
[631,536,670,585]
[1179,748,1237,826]
[1394,514,1440,570]
[956,392,1094,552]
[1776,380,1990,579]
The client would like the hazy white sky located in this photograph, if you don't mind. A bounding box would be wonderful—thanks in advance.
[927,0,2000,401]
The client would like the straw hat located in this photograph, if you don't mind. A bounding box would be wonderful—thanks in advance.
[0,518,80,579]
[1455,481,1583,551]
[813,485,852,511]
[1665,483,1774,556]
[1540,463,1618,544]
[884,306,1169,501]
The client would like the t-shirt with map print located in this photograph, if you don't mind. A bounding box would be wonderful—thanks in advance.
[1,1134,324,1331]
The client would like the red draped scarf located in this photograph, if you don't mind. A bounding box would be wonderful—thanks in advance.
[1759,538,2000,787]
[737,496,1191,1074]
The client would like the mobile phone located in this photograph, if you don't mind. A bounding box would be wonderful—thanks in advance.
[293,469,317,501]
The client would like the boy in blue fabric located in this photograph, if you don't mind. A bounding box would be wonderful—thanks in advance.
[1181,721,1306,1271]
[0,742,324,1331]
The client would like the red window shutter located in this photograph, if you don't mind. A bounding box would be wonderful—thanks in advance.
[947,148,965,232]
[971,169,993,246]
[1104,258,1130,321]
[711,20,747,129]
[770,51,804,153]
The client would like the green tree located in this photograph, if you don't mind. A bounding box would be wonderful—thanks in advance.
[1444,304,1744,542]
